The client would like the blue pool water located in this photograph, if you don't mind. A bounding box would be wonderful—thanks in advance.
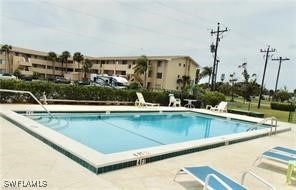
[28,112,257,154]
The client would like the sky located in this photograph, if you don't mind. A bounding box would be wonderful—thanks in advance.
[1,0,295,91]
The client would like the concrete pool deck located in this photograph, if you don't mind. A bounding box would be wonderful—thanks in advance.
[1,104,296,189]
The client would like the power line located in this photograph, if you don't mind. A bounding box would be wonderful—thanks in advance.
[153,1,269,48]
[113,0,202,28]
[154,1,215,27]
[37,0,197,42]
[1,14,138,50]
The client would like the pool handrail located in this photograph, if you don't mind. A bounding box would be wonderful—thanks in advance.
[246,117,278,135]
[0,89,54,118]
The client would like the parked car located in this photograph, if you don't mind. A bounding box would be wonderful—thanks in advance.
[54,77,70,84]
[0,73,17,80]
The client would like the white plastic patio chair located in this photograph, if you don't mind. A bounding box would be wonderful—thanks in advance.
[206,101,228,112]
[168,94,181,107]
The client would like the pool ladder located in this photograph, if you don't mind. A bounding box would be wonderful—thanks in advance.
[0,89,54,119]
[247,117,278,135]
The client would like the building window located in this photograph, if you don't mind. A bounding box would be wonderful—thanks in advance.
[0,60,2,64]
[133,61,136,65]
[177,75,180,78]
[183,64,186,67]
[157,61,162,67]
[157,72,162,79]
[148,70,152,77]
[179,63,182,67]
[116,70,126,75]
[128,64,131,69]
[101,60,105,64]
[176,86,179,90]
[122,60,127,65]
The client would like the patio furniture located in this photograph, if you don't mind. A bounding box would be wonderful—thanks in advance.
[206,101,228,112]
[174,166,276,190]
[254,146,296,166]
[168,94,181,107]
[135,92,160,107]
[287,160,296,184]
[184,99,197,108]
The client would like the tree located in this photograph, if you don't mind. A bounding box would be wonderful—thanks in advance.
[229,72,238,101]
[73,52,84,80]
[0,44,12,73]
[13,69,22,78]
[181,75,191,90]
[134,55,149,88]
[200,66,212,87]
[82,59,93,80]
[59,51,71,75]
[195,68,200,84]
[273,89,292,102]
[238,62,257,102]
[47,52,57,77]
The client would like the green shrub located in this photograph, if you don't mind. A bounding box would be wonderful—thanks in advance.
[270,102,295,111]
[201,91,226,107]
[0,80,186,105]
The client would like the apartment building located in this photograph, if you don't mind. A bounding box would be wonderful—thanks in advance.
[0,46,199,91]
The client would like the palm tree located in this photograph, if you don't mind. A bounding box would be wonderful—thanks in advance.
[181,75,191,89]
[134,55,149,88]
[200,66,212,86]
[0,44,12,73]
[48,52,57,77]
[73,52,84,80]
[59,51,71,75]
[82,59,93,80]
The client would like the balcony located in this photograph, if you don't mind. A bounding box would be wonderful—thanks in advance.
[20,70,33,76]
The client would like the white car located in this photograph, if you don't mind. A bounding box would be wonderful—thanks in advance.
[0,73,17,80]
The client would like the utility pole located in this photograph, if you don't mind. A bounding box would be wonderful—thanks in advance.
[271,57,289,92]
[258,46,276,109]
[214,59,220,85]
[210,22,228,91]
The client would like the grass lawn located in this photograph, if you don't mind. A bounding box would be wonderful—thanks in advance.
[226,96,296,124]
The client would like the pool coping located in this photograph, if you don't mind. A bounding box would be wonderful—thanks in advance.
[0,106,292,174]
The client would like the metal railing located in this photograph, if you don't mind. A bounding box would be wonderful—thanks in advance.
[247,117,278,135]
[241,171,276,190]
[0,89,54,118]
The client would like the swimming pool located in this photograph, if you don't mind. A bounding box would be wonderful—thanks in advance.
[29,112,257,154]
[1,107,290,174]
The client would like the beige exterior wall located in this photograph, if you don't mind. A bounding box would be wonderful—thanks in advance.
[0,46,199,91]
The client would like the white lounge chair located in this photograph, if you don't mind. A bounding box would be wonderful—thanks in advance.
[174,166,276,190]
[168,94,181,107]
[135,92,160,107]
[206,101,228,112]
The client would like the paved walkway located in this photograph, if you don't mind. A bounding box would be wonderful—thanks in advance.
[1,105,296,189]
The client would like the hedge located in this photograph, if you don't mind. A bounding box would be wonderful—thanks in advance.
[0,80,194,105]
[270,102,296,111]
